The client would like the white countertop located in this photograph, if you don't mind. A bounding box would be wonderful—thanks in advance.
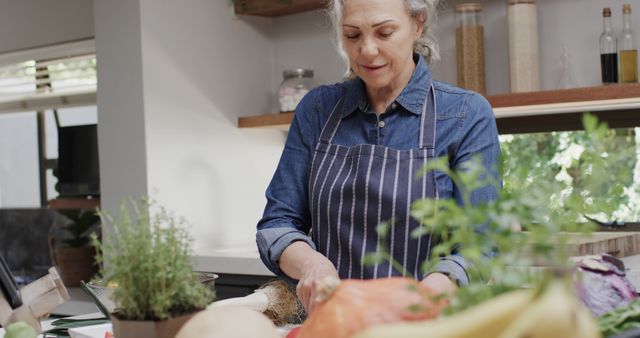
[189,244,640,285]
[1,253,638,338]
[191,246,273,276]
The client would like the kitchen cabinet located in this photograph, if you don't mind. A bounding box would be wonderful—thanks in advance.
[213,274,274,300]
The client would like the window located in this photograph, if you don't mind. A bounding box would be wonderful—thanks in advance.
[0,40,97,207]
[501,127,640,224]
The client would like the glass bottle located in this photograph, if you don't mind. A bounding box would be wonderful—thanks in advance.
[600,7,618,84]
[455,3,486,96]
[619,4,638,83]
[556,44,578,89]
[278,69,316,113]
[507,0,540,93]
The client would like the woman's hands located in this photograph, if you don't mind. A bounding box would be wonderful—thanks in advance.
[420,272,457,296]
[280,242,458,314]
[296,255,339,314]
[279,241,339,314]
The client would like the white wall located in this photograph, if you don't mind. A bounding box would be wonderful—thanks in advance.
[0,0,93,54]
[139,0,287,250]
[94,0,288,251]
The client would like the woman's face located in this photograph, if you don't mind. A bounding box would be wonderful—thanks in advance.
[341,0,423,91]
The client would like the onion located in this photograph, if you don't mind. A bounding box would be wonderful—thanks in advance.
[175,306,279,338]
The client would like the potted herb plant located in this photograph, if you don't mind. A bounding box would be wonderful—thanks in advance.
[49,209,100,286]
[92,198,213,338]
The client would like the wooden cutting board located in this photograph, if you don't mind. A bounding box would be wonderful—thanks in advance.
[564,232,640,257]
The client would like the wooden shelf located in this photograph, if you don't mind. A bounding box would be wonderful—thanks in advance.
[233,0,324,17]
[237,83,640,130]
[490,83,640,109]
[238,111,294,129]
[48,198,100,210]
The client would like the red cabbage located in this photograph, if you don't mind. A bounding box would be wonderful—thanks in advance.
[573,254,637,317]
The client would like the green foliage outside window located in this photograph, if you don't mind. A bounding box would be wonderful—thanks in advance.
[501,122,639,222]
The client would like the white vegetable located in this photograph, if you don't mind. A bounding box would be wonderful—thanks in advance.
[208,292,270,312]
[175,306,279,338]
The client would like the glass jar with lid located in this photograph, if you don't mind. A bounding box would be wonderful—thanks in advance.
[507,0,540,93]
[278,69,316,113]
[455,2,486,95]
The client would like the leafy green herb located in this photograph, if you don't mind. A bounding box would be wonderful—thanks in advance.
[405,284,418,292]
[365,113,633,314]
[407,304,423,314]
[91,197,214,321]
[598,298,640,337]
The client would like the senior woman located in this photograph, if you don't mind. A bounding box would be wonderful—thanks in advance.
[256,0,500,314]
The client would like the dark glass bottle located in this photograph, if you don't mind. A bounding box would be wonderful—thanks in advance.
[600,7,618,84]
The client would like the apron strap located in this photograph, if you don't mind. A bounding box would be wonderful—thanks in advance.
[318,97,345,144]
[419,85,437,153]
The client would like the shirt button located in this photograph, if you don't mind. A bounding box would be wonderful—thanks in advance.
[391,102,398,109]
[378,120,386,128]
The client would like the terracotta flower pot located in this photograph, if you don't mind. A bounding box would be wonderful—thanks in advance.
[51,245,98,287]
[111,312,198,338]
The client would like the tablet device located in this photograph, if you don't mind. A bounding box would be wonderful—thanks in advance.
[0,254,22,308]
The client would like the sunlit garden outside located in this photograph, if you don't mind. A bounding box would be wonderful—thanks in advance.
[500,125,640,223]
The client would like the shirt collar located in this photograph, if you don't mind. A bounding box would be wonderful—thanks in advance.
[340,54,432,118]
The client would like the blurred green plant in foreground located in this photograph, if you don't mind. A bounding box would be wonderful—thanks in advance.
[365,113,635,314]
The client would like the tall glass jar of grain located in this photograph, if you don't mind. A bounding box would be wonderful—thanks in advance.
[507,0,540,93]
[456,3,486,96]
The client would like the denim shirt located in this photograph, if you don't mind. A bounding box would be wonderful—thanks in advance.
[256,54,501,285]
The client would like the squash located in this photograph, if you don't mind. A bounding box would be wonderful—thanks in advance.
[175,306,279,338]
[296,277,447,338]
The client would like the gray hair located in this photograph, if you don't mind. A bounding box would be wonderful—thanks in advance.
[327,0,440,77]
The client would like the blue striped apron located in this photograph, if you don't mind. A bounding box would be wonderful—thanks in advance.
[309,86,438,279]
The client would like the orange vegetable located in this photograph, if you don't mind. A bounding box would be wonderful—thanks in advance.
[297,277,447,338]
[286,327,301,338]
